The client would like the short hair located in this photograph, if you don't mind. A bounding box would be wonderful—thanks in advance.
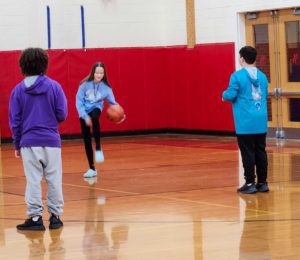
[239,46,257,65]
[19,47,48,76]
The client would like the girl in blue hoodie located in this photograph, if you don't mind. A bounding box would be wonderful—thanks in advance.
[222,46,269,194]
[76,62,120,178]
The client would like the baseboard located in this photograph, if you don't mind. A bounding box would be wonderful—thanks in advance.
[1,128,236,144]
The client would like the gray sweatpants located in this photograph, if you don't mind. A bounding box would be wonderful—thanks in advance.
[21,147,64,217]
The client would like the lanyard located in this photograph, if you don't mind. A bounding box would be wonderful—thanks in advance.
[93,82,100,98]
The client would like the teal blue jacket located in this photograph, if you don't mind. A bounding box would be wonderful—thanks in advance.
[222,67,268,134]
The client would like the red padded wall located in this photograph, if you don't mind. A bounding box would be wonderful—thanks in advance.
[0,44,235,139]
[0,51,22,138]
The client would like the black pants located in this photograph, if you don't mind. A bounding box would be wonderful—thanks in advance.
[80,108,102,170]
[236,133,268,184]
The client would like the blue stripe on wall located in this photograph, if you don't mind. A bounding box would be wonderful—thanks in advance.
[47,6,51,49]
[81,6,85,48]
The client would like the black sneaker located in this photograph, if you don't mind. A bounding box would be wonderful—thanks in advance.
[256,182,269,192]
[237,183,257,194]
[16,216,46,231]
[49,214,63,229]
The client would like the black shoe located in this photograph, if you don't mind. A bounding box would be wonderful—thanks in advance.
[16,216,46,231]
[237,183,257,194]
[256,182,269,192]
[49,214,63,229]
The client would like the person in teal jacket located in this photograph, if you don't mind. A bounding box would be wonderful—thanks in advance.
[222,46,269,194]
[76,62,119,178]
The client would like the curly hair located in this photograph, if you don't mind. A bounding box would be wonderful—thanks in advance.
[19,47,48,76]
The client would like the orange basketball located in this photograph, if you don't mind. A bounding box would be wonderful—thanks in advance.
[106,104,125,123]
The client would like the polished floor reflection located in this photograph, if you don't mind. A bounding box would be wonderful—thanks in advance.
[1,134,300,259]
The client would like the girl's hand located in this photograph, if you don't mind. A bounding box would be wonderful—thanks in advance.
[85,117,92,127]
[15,150,21,158]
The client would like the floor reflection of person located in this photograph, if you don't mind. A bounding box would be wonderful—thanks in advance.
[17,231,46,260]
[49,228,66,259]
[18,228,65,259]
[83,178,129,259]
[239,194,272,259]
[110,225,129,251]
[83,178,112,259]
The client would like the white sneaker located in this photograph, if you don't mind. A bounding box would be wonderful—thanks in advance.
[95,150,104,163]
[83,169,97,178]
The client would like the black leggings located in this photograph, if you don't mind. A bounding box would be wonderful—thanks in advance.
[237,133,268,184]
[80,108,102,170]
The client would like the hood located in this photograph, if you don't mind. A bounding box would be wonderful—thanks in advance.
[245,67,260,88]
[22,75,49,95]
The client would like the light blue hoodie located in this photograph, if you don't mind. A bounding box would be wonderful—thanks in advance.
[76,80,117,119]
[222,67,268,134]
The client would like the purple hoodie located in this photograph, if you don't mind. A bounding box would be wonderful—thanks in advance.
[9,75,68,150]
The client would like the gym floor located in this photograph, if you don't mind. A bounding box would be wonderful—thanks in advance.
[0,134,300,259]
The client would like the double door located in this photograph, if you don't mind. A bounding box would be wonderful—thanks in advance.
[246,9,300,137]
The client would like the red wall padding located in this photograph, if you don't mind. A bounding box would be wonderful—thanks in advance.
[0,44,235,138]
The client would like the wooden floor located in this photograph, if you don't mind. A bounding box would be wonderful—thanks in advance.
[1,134,300,259]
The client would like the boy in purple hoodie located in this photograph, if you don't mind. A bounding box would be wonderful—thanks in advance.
[9,47,68,231]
